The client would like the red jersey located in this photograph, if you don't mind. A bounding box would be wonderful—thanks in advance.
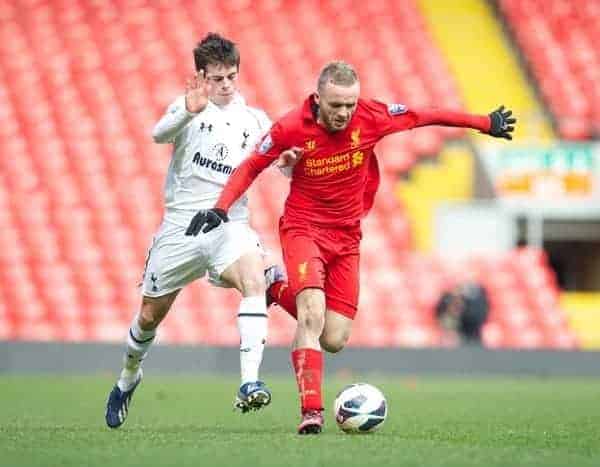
[216,94,490,227]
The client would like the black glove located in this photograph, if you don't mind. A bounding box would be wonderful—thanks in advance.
[488,105,516,140]
[185,208,229,235]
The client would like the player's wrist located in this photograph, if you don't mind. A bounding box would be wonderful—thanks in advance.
[212,208,228,221]
[184,97,206,114]
[184,105,201,115]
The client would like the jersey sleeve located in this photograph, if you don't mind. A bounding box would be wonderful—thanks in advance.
[152,95,197,144]
[367,99,491,138]
[249,108,295,178]
[367,100,420,137]
[254,121,287,161]
[215,122,289,211]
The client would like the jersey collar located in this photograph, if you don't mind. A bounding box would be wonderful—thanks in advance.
[209,92,246,112]
[302,94,319,122]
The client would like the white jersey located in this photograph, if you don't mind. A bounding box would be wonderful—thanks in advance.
[152,94,271,227]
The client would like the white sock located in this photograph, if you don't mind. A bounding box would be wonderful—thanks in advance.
[238,296,268,384]
[118,315,156,391]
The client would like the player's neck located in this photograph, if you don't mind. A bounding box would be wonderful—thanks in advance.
[210,95,237,109]
[316,114,325,128]
[212,100,230,109]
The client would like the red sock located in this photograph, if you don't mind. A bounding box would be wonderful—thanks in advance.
[268,281,297,319]
[291,348,323,412]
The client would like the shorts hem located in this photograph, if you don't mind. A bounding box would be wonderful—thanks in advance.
[212,243,265,282]
[141,286,182,298]
[294,284,325,296]
[326,296,357,320]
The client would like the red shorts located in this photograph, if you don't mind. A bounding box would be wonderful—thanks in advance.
[279,218,361,319]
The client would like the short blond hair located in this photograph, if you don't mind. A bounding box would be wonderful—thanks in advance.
[317,61,359,92]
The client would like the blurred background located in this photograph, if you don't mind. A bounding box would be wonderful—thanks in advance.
[1,0,599,355]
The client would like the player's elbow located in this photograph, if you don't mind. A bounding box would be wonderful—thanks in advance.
[152,127,169,143]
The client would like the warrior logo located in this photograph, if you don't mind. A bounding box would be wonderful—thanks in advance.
[305,139,316,151]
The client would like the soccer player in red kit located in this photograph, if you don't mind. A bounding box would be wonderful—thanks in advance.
[186,61,516,434]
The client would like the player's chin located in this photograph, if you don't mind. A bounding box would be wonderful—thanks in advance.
[214,94,234,105]
[330,120,349,132]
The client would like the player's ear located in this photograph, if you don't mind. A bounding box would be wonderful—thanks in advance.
[314,92,320,105]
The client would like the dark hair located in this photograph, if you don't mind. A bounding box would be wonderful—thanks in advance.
[193,33,240,72]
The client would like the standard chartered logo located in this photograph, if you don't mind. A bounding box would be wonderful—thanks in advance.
[303,150,365,177]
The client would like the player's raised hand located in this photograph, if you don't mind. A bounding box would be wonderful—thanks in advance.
[276,146,304,169]
[185,208,229,236]
[185,70,210,113]
[488,105,516,140]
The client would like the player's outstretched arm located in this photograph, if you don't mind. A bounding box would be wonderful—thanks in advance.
[185,124,294,235]
[185,153,272,235]
[411,106,517,139]
[185,147,298,235]
[152,71,210,143]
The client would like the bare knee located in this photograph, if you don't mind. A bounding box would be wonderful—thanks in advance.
[138,305,163,330]
[320,332,349,353]
[319,309,353,353]
[220,253,266,296]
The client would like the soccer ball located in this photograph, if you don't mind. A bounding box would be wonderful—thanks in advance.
[333,383,387,433]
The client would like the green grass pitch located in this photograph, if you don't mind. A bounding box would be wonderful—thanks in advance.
[1,374,599,467]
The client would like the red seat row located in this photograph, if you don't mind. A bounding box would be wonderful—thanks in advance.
[499,0,600,139]
[0,0,575,349]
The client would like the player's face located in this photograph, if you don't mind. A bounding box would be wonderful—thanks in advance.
[204,63,239,106]
[315,81,360,132]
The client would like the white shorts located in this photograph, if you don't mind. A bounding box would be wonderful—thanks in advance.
[141,219,263,297]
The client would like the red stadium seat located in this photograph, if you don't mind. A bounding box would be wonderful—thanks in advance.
[499,0,600,138]
[0,0,577,349]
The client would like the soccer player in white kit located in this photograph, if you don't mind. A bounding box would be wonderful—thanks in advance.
[105,33,287,428]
